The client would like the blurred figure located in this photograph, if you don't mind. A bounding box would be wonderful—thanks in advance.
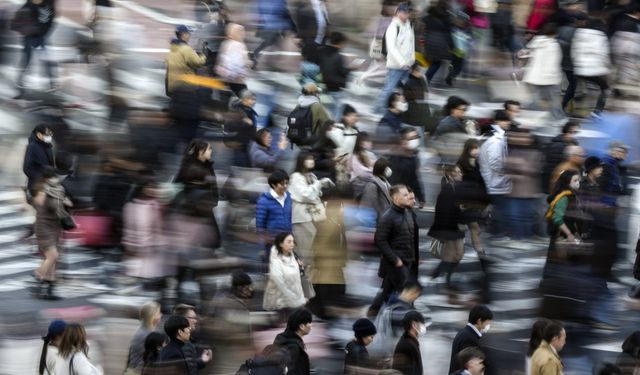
[165,25,207,96]
[433,96,470,137]
[32,167,72,300]
[252,0,296,66]
[328,104,360,157]
[375,2,414,113]
[478,110,512,240]
[523,22,565,121]
[457,139,488,254]
[344,318,378,375]
[263,232,307,312]
[226,90,258,168]
[297,83,332,136]
[598,363,623,375]
[504,100,522,129]
[250,128,288,173]
[391,310,425,375]
[541,121,580,194]
[125,301,162,375]
[39,319,67,375]
[256,170,293,252]
[529,322,566,375]
[549,145,585,192]
[158,315,192,374]
[422,0,453,84]
[23,124,54,197]
[571,18,610,116]
[172,304,212,373]
[122,181,168,280]
[610,4,640,97]
[290,152,333,262]
[215,23,252,96]
[295,0,329,85]
[525,318,552,375]
[349,132,377,197]
[387,127,425,208]
[377,93,409,141]
[173,139,221,250]
[526,0,556,32]
[599,140,628,207]
[545,170,583,247]
[453,347,486,375]
[311,121,342,181]
[319,31,352,120]
[272,308,312,375]
[400,63,430,129]
[617,331,640,374]
[56,323,103,374]
[141,332,169,371]
[448,305,493,374]
[558,12,585,112]
[13,0,57,95]
[429,165,466,291]
[360,158,393,223]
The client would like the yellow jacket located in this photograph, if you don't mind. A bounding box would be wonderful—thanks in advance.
[165,40,206,94]
[530,341,564,375]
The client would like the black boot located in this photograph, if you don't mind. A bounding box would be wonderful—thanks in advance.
[431,261,449,280]
[30,279,46,298]
[42,281,61,300]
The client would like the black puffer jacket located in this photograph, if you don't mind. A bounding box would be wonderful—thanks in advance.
[273,329,310,375]
[375,204,417,277]
[319,45,351,92]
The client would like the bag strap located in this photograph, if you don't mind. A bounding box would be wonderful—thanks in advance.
[69,352,77,375]
[544,190,573,222]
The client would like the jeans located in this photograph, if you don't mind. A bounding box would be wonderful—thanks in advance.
[528,84,565,120]
[489,194,510,236]
[326,90,344,121]
[18,36,56,88]
[509,198,535,239]
[300,61,320,85]
[426,61,443,83]
[376,68,409,113]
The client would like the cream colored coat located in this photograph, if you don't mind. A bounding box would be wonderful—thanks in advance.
[289,172,323,224]
[262,247,306,310]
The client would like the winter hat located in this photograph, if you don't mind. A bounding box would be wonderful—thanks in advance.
[584,156,604,173]
[231,271,252,287]
[45,320,67,341]
[352,318,377,339]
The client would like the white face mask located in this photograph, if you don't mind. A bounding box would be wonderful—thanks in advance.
[395,101,409,113]
[570,180,580,191]
[384,167,393,178]
[406,139,420,150]
[417,323,427,336]
[43,135,53,143]
[304,159,315,170]
[481,324,491,334]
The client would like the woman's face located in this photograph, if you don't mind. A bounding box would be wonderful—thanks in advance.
[280,235,295,254]
[362,335,375,346]
[360,140,372,151]
[199,145,212,160]
[569,175,580,191]
[469,146,479,158]
[451,167,463,182]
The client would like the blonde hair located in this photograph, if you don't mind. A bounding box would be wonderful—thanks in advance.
[140,301,161,330]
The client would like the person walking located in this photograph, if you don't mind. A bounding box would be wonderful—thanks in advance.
[433,96,471,137]
[124,301,162,375]
[391,310,426,375]
[23,124,55,198]
[525,319,552,375]
[319,31,352,120]
[344,318,377,375]
[422,0,453,84]
[165,25,207,96]
[263,232,307,313]
[448,305,493,374]
[38,319,67,375]
[215,23,252,96]
[256,170,293,252]
[457,139,488,255]
[252,0,296,67]
[387,127,425,209]
[530,321,566,375]
[171,304,212,374]
[375,2,415,113]
[376,93,410,141]
[56,323,103,374]
[158,315,192,374]
[249,128,288,173]
[359,158,393,223]
[272,308,313,375]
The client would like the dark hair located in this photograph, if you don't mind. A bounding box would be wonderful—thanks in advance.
[457,347,485,369]
[494,110,511,122]
[273,232,294,255]
[457,139,480,174]
[443,96,470,116]
[256,128,271,147]
[547,169,579,203]
[389,184,407,198]
[468,305,493,324]
[172,303,196,317]
[164,315,190,339]
[540,22,558,36]
[353,132,373,167]
[372,158,391,178]
[387,92,402,109]
[343,104,357,117]
[443,164,460,184]
[622,331,640,358]
[562,120,580,134]
[527,318,552,357]
[401,311,425,331]
[143,332,169,365]
[294,151,314,173]
[597,363,622,375]
[32,123,51,136]
[542,321,564,343]
[504,100,521,110]
[184,139,210,160]
[399,126,418,142]
[268,169,289,188]
[286,308,312,332]
[329,31,347,45]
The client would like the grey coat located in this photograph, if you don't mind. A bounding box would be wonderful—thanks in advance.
[360,176,392,222]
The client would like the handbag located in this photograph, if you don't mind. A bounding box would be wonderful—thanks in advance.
[429,238,443,258]
[369,37,384,60]
[56,196,77,231]
[553,237,594,261]
[294,252,315,299]
[306,201,327,222]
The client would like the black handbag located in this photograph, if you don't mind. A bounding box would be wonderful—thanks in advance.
[56,197,76,231]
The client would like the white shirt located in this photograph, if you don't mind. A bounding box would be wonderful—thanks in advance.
[467,323,483,338]
[270,189,286,208]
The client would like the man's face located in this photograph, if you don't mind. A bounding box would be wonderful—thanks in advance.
[497,120,511,131]
[180,32,191,42]
[362,335,375,346]
[591,166,603,179]
[613,148,628,161]
[178,326,192,342]
[506,104,521,119]
[242,97,256,108]
[407,192,416,208]
[565,126,579,141]
[273,180,289,196]
[552,329,567,352]
[344,113,358,127]
[467,357,485,375]
[397,10,410,22]
[299,322,312,336]
[236,284,254,299]
[185,310,198,330]
[393,187,410,207]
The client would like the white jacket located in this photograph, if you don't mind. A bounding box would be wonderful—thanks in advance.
[523,36,562,86]
[571,28,610,77]
[478,126,512,195]
[262,247,306,310]
[385,17,415,69]
[48,349,103,375]
[289,172,323,224]
[327,124,359,156]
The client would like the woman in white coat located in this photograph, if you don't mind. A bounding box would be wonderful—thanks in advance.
[289,152,333,263]
[523,23,565,120]
[53,323,102,375]
[263,232,306,314]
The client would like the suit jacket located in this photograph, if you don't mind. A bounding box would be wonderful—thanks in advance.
[448,325,481,373]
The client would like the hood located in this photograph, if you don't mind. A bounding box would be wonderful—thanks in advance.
[297,95,320,108]
[527,35,556,49]
[273,329,304,350]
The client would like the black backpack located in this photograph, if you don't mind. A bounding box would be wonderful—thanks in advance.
[286,105,313,146]
[236,344,288,375]
[381,24,400,57]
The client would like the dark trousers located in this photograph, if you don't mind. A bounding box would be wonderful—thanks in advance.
[253,30,285,60]
[18,36,56,87]
[579,75,609,113]
[368,263,411,316]
[562,70,578,110]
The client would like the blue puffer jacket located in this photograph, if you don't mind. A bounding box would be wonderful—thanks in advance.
[257,0,295,32]
[256,191,293,243]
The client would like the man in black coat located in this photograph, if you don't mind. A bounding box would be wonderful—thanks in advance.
[388,127,426,208]
[172,304,212,375]
[319,31,351,120]
[448,305,493,374]
[541,121,580,193]
[392,310,426,375]
[158,315,193,375]
[23,124,54,196]
[273,308,312,375]
[368,184,418,316]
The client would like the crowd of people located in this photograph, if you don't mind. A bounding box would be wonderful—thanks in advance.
[8,0,640,374]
